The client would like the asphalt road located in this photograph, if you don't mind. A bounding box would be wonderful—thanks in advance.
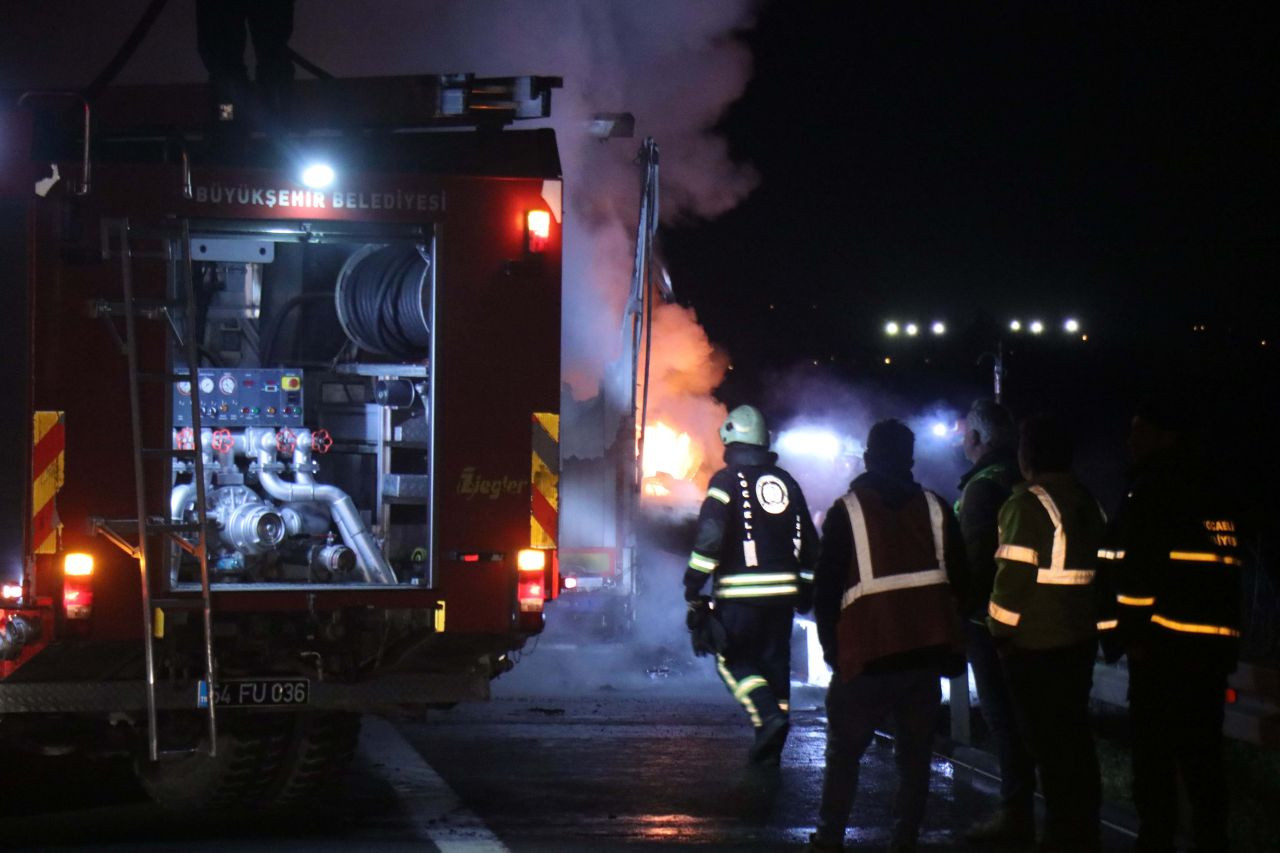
[0,636,1136,851]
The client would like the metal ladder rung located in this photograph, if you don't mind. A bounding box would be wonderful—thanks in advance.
[151,597,208,610]
[155,748,204,760]
[142,448,199,459]
[146,521,205,534]
[138,372,195,384]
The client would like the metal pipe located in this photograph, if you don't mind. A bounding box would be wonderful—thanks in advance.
[249,429,397,584]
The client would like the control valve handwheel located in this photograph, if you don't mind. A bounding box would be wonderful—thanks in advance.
[211,428,234,454]
[275,428,298,454]
[311,429,334,455]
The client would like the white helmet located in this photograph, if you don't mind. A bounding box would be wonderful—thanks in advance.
[719,405,768,447]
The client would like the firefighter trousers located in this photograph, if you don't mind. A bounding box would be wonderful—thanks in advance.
[713,602,793,728]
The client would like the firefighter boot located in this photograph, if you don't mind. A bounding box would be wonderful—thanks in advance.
[747,714,789,766]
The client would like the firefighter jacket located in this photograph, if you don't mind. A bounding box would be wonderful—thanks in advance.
[683,443,819,607]
[1098,448,1241,674]
[955,449,1022,622]
[814,470,967,681]
[986,473,1109,650]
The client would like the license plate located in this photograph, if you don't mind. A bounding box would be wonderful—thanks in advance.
[197,678,310,708]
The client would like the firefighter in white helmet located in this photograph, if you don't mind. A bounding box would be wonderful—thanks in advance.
[684,404,819,766]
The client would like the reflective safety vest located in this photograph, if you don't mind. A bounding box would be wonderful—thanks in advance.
[835,486,963,679]
[987,477,1108,650]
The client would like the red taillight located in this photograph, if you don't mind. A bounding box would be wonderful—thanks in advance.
[1225,687,1238,704]
[526,209,551,254]
[62,552,94,619]
[517,549,546,572]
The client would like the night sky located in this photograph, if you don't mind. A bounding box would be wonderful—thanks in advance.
[656,3,1279,516]
[668,3,1277,404]
[2,2,1277,509]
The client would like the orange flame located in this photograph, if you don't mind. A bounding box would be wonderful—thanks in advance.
[642,422,700,481]
[641,421,705,500]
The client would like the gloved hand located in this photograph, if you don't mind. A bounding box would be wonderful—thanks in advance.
[687,596,727,657]
[686,596,710,631]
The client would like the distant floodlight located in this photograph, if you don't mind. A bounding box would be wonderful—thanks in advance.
[1009,320,1022,332]
[1064,318,1080,333]
[300,163,335,189]
[885,321,900,336]
[931,321,946,335]
[931,422,949,438]
[777,427,843,460]
[1030,320,1044,334]
[905,323,919,337]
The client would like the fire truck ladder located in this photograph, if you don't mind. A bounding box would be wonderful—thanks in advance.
[94,218,217,761]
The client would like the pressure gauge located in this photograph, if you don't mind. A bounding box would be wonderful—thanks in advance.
[199,376,216,395]
[176,381,191,396]
[218,374,237,395]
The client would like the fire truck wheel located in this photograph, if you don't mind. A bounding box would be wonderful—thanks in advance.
[267,711,362,810]
[134,712,292,811]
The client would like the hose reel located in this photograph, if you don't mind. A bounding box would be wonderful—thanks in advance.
[334,244,431,360]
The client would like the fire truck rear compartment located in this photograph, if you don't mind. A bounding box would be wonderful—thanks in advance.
[167,224,436,593]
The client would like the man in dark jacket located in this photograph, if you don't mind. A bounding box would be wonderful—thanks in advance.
[684,404,819,766]
[955,399,1035,844]
[808,420,968,853]
[1100,397,1241,852]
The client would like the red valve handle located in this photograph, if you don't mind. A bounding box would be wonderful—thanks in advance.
[275,428,297,454]
[211,428,234,454]
[311,428,334,455]
[175,427,195,451]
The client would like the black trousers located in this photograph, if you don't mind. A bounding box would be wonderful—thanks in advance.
[1002,640,1101,847]
[1129,659,1228,852]
[815,666,942,848]
[196,0,295,119]
[965,620,1036,813]
[714,602,792,728]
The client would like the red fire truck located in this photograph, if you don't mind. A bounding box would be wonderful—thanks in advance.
[0,74,562,807]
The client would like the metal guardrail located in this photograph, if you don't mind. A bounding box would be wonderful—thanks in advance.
[1092,660,1280,746]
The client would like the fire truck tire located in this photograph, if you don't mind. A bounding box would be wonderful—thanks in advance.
[134,713,293,811]
[267,711,362,809]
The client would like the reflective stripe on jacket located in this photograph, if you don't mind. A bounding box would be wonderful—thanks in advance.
[1103,448,1242,671]
[987,474,1107,649]
[835,485,964,679]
